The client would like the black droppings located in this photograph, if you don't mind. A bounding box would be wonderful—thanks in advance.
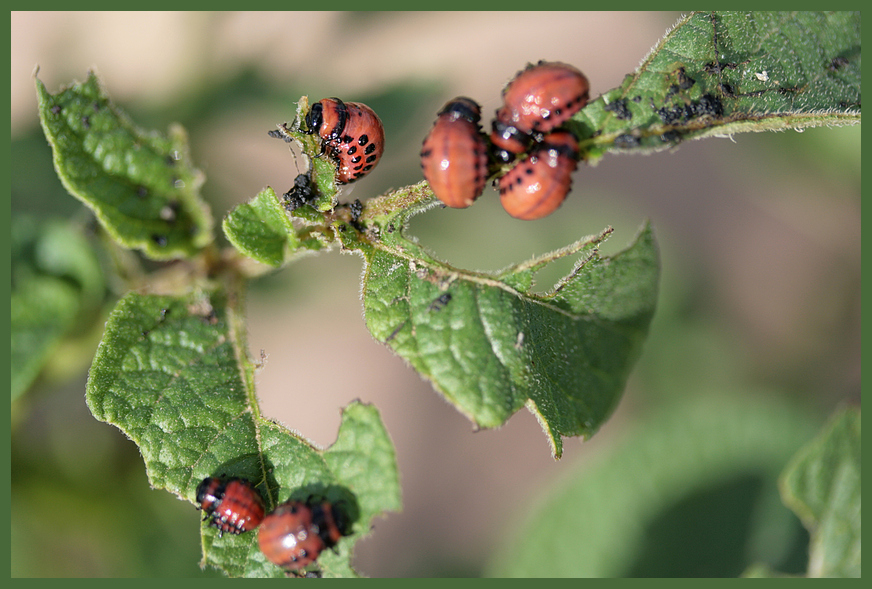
[350,199,363,223]
[613,134,640,148]
[282,173,316,212]
[603,98,632,120]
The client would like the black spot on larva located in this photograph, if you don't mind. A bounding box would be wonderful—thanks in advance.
[347,145,358,155]
[365,154,377,164]
[358,135,369,146]
[351,155,362,164]
[152,234,168,247]
[365,143,377,155]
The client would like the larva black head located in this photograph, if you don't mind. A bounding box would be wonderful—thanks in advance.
[305,103,323,135]
[305,97,348,141]
[438,96,482,124]
[196,477,224,506]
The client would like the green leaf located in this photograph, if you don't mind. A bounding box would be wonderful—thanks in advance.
[36,70,213,260]
[486,393,820,577]
[11,276,79,400]
[222,186,341,268]
[779,406,860,578]
[222,187,300,267]
[86,291,400,577]
[11,217,105,400]
[354,183,659,459]
[574,11,861,161]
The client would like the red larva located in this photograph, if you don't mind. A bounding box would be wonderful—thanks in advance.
[496,61,590,136]
[420,97,489,208]
[498,131,579,220]
[196,476,265,537]
[306,97,385,184]
[258,500,346,572]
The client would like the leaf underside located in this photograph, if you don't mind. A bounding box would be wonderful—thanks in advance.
[575,11,861,161]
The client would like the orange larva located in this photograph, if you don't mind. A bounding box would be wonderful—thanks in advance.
[196,476,265,536]
[306,97,385,184]
[498,130,579,220]
[496,61,590,135]
[420,97,489,209]
[258,500,346,572]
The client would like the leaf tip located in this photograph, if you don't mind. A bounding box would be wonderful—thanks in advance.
[525,399,564,460]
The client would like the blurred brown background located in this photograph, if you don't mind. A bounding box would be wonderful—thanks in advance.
[11,12,859,577]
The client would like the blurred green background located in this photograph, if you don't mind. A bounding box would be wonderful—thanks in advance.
[11,12,859,577]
